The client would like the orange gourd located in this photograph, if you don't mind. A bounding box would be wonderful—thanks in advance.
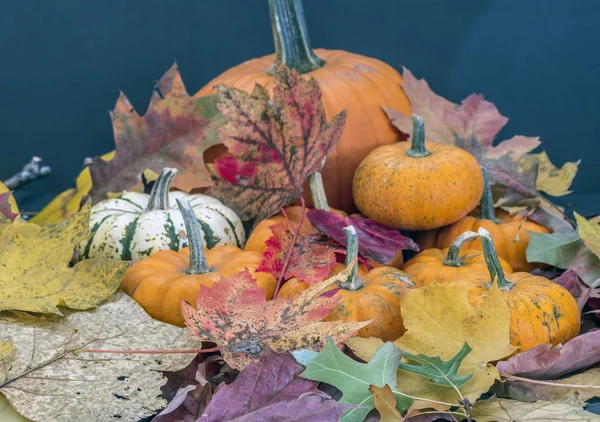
[402,231,513,287]
[353,115,484,231]
[447,228,580,353]
[416,167,550,271]
[277,226,414,341]
[198,0,411,212]
[121,199,276,327]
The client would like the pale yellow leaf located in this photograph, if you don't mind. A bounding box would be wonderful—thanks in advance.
[519,151,580,197]
[575,212,600,259]
[471,397,600,421]
[0,203,128,313]
[0,341,13,360]
[0,396,30,422]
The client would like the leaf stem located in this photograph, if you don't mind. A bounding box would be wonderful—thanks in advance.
[177,198,209,274]
[478,166,499,222]
[147,167,177,211]
[338,226,364,291]
[81,346,220,355]
[405,115,431,158]
[272,197,306,299]
[500,372,600,389]
[443,231,479,267]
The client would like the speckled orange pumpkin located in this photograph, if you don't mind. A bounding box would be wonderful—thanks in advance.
[121,199,276,327]
[353,115,484,231]
[277,226,415,341]
[198,0,411,212]
[416,167,550,271]
[446,228,580,353]
[401,231,513,287]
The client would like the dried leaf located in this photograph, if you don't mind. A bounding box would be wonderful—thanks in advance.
[470,397,600,421]
[207,65,346,224]
[371,385,403,422]
[527,229,600,286]
[307,209,419,264]
[496,330,600,380]
[385,68,578,202]
[198,346,350,421]
[0,291,198,422]
[294,337,412,422]
[575,212,600,259]
[553,270,596,313]
[395,282,516,407]
[0,396,29,422]
[88,64,223,202]
[0,203,128,313]
[257,222,340,284]
[181,264,369,370]
[519,151,580,197]
[0,185,18,222]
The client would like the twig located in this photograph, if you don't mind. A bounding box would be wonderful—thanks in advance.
[3,156,51,190]
[459,398,472,422]
[81,346,220,355]
[500,372,600,389]
[272,197,306,299]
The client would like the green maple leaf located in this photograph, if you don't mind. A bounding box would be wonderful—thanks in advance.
[293,337,412,422]
[398,342,473,388]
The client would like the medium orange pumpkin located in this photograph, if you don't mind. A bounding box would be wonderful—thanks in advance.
[198,0,411,212]
[353,115,484,231]
[121,199,276,327]
[277,225,414,341]
[401,231,513,288]
[416,167,550,271]
[446,227,580,353]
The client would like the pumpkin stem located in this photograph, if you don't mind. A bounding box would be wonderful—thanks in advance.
[147,168,177,211]
[478,166,499,223]
[338,225,364,291]
[405,115,431,158]
[478,227,515,291]
[308,171,330,211]
[176,198,209,275]
[443,231,480,267]
[269,0,325,74]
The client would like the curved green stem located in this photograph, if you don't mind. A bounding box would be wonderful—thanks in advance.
[308,171,329,211]
[478,166,499,222]
[478,227,514,291]
[147,168,177,211]
[338,226,364,291]
[406,115,431,158]
[442,231,480,267]
[269,0,324,74]
[176,198,209,275]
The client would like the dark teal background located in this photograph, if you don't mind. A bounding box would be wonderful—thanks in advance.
[1,0,599,215]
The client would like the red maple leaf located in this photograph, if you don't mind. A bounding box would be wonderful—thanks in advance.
[206,65,346,224]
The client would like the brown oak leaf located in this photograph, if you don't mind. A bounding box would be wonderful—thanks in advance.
[88,63,223,202]
[206,64,346,224]
[181,263,369,370]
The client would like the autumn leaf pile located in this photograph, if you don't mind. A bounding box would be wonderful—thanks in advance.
[2,57,600,422]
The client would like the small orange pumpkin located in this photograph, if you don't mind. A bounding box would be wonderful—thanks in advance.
[446,227,580,353]
[416,167,550,271]
[353,115,484,231]
[198,0,411,212]
[277,225,414,341]
[401,231,513,287]
[121,199,276,327]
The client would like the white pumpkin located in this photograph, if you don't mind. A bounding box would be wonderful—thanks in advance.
[80,168,245,261]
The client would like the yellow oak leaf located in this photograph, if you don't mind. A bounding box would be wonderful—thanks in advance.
[0,202,128,313]
[575,212,600,259]
[395,282,516,408]
[370,384,402,422]
[471,397,600,421]
[518,151,579,197]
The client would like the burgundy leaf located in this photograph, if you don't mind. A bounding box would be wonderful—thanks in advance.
[497,329,600,380]
[0,192,18,222]
[198,346,351,421]
[307,209,418,265]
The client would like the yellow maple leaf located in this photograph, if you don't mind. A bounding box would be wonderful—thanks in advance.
[0,202,128,313]
[518,151,580,197]
[575,212,600,259]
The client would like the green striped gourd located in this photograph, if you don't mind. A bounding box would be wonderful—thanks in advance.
[80,167,245,261]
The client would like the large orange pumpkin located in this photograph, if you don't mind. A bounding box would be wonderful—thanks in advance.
[121,199,276,326]
[198,0,411,212]
[353,115,484,230]
[416,167,550,271]
[446,228,580,353]
[277,226,414,341]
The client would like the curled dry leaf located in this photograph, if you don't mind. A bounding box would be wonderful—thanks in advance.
[370,384,402,422]
[470,397,600,421]
[385,68,579,203]
[181,263,370,370]
[0,203,128,313]
[497,329,600,380]
[256,222,340,284]
[88,63,223,202]
[307,209,419,265]
[207,64,346,224]
[0,291,198,422]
